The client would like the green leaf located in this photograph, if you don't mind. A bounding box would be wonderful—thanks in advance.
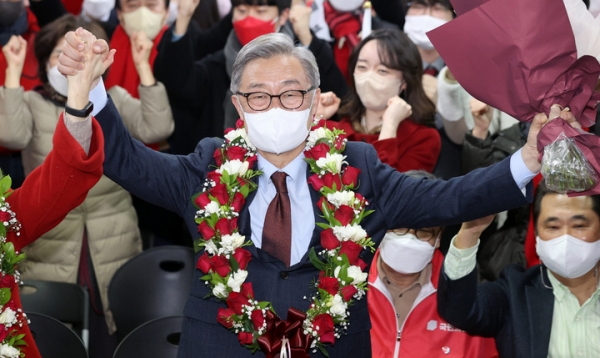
[240,185,250,198]
[316,222,330,230]
[309,248,326,271]
[318,343,330,357]
[0,287,11,306]
[230,256,240,272]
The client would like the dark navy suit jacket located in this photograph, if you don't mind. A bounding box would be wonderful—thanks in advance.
[438,264,555,358]
[96,98,531,357]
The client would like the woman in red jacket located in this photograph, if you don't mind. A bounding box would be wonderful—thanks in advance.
[319,28,441,173]
[0,27,108,356]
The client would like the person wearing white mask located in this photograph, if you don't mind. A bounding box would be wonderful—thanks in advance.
[317,28,441,173]
[367,170,499,357]
[0,14,174,357]
[440,180,600,358]
[81,0,119,38]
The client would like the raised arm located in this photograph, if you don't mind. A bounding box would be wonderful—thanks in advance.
[0,35,33,149]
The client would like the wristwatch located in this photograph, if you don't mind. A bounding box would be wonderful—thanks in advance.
[65,101,94,118]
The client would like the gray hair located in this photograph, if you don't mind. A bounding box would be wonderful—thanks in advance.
[230,33,320,94]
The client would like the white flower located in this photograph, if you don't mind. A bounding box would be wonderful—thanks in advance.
[329,294,347,317]
[224,128,256,150]
[0,344,19,358]
[204,201,221,215]
[204,240,218,255]
[332,224,367,242]
[227,269,248,292]
[219,160,250,176]
[326,191,355,208]
[346,266,368,285]
[306,127,328,149]
[212,283,228,298]
[221,233,245,253]
[315,153,346,174]
[0,308,16,325]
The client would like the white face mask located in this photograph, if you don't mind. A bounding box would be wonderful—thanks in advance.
[354,71,402,112]
[47,65,69,97]
[536,235,600,279]
[122,6,165,40]
[82,0,115,22]
[404,15,448,51]
[328,0,364,12]
[240,93,315,155]
[379,232,436,274]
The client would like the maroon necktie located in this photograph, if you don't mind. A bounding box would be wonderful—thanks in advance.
[424,66,439,77]
[262,172,292,267]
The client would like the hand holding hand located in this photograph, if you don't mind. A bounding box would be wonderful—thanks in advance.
[470,98,492,139]
[317,91,341,120]
[289,0,312,46]
[58,27,114,77]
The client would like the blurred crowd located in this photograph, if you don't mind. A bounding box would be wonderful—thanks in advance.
[1,0,599,357]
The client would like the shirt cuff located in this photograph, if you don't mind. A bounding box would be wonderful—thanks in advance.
[63,114,92,155]
[510,148,537,195]
[90,77,108,117]
[171,29,183,42]
[437,67,464,122]
[443,236,479,280]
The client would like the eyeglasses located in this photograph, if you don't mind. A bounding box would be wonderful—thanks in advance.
[406,2,451,16]
[236,87,315,112]
[388,228,440,241]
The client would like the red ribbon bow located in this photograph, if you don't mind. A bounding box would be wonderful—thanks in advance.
[257,308,311,358]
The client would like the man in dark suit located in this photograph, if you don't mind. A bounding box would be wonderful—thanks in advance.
[439,182,600,358]
[59,30,557,357]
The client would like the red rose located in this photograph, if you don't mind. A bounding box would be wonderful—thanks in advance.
[334,205,355,226]
[339,241,363,265]
[198,221,215,240]
[226,146,248,161]
[196,252,212,274]
[224,127,234,136]
[215,218,234,236]
[211,255,232,277]
[320,228,340,250]
[209,183,230,205]
[194,192,211,209]
[333,135,346,151]
[240,282,254,299]
[317,196,333,213]
[322,173,342,191]
[307,174,324,191]
[232,248,252,270]
[0,212,10,223]
[213,148,224,166]
[227,291,251,315]
[341,285,358,301]
[312,314,335,344]
[356,258,368,271]
[306,143,330,160]
[246,155,258,169]
[0,275,15,289]
[236,119,245,129]
[238,332,254,345]
[250,309,265,330]
[313,119,326,129]
[354,193,366,205]
[231,192,245,212]
[206,171,222,184]
[341,166,361,187]
[318,276,339,295]
[217,308,236,329]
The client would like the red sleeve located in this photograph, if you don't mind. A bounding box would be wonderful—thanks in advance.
[372,121,441,173]
[6,114,104,251]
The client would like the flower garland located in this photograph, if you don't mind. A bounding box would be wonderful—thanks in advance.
[193,118,375,357]
[0,175,29,358]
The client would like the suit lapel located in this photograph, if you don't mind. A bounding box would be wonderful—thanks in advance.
[239,188,258,257]
[526,268,554,358]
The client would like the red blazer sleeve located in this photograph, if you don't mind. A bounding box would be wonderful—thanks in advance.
[372,120,441,173]
[7,114,104,251]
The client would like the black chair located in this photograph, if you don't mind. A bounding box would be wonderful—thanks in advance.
[108,246,194,340]
[27,312,88,358]
[19,280,89,349]
[113,316,184,358]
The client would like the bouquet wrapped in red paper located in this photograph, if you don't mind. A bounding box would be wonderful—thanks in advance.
[428,0,600,194]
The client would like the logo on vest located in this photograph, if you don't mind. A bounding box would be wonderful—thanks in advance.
[426,320,465,333]
[427,320,437,331]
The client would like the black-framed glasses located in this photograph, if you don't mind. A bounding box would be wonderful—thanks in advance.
[236,87,315,111]
[388,228,440,241]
